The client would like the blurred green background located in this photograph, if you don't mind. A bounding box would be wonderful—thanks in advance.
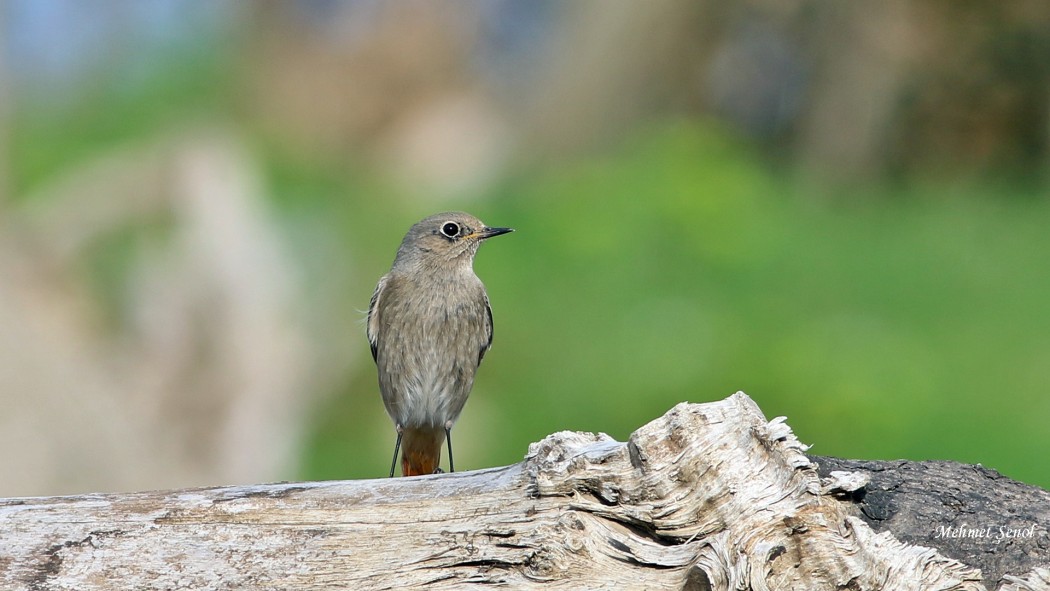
[2,2,1048,495]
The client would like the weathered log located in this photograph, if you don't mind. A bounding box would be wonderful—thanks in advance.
[812,456,1050,590]
[1,393,1046,590]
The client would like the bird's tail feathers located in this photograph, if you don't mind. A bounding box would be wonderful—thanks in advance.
[401,426,445,476]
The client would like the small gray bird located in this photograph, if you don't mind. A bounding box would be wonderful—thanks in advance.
[367,212,513,477]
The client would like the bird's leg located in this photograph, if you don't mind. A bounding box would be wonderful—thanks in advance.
[445,424,454,473]
[389,425,403,478]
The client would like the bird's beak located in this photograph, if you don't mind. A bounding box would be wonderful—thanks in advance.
[476,226,514,240]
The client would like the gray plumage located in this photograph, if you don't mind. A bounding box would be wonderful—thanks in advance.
[367,212,512,476]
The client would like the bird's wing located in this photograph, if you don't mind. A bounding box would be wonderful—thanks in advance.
[479,294,494,365]
[366,274,388,364]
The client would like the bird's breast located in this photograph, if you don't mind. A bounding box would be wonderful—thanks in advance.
[376,273,490,427]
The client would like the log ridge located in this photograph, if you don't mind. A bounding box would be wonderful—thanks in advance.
[1,392,1047,590]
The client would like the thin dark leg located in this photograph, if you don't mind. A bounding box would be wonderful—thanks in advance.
[389,429,403,478]
[445,427,454,473]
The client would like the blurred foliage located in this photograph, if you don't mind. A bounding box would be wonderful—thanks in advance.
[11,45,233,199]
[297,120,1050,489]
[10,49,1048,492]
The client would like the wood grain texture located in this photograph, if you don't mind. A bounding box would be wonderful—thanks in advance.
[812,456,1050,589]
[1,392,1046,590]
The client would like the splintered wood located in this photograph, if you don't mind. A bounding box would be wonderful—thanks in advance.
[0,393,1040,590]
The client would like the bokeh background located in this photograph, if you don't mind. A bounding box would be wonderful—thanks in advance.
[2,1,1048,496]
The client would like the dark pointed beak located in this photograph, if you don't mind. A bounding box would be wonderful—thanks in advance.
[478,226,514,240]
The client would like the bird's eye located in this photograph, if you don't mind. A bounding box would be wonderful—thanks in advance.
[440,222,460,238]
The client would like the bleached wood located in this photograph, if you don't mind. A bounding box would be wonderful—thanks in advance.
[0,393,1046,590]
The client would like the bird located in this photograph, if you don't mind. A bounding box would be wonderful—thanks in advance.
[367,212,513,477]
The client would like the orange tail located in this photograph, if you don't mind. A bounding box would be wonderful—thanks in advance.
[400,427,444,476]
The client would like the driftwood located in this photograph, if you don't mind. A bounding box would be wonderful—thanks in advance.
[1,392,1047,590]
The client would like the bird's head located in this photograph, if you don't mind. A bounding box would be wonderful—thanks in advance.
[394,211,513,270]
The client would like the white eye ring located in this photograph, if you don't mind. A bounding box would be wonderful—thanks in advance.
[440,221,460,238]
